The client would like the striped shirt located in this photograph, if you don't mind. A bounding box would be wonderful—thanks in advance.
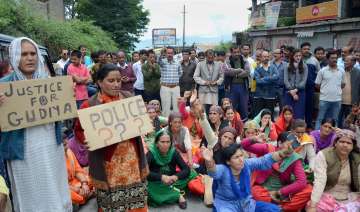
[159,58,182,84]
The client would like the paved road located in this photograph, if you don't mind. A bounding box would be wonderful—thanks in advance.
[79,194,212,212]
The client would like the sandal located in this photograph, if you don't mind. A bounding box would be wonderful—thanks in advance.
[178,200,187,209]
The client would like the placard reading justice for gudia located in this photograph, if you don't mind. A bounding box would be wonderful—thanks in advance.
[77,95,153,151]
[0,76,77,131]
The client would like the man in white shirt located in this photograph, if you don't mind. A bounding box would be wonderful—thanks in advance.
[337,46,353,70]
[315,50,346,129]
[132,49,147,98]
[55,49,69,75]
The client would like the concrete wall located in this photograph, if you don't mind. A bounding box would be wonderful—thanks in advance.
[248,18,360,52]
[27,0,65,21]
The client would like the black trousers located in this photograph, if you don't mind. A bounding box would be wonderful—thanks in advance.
[251,98,276,119]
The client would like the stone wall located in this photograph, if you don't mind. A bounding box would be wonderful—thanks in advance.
[26,0,64,21]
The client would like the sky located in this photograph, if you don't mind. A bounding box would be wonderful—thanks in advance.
[136,0,252,49]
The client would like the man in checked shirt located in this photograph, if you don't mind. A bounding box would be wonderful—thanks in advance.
[159,46,183,117]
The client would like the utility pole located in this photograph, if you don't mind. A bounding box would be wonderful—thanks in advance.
[182,4,186,49]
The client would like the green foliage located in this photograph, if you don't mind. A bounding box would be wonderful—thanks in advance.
[0,0,117,58]
[76,0,149,50]
[277,17,296,27]
[214,41,233,52]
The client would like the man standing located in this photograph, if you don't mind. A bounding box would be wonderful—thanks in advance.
[142,50,161,102]
[78,45,92,67]
[117,50,136,93]
[272,49,287,110]
[337,46,353,70]
[301,42,320,129]
[132,51,140,63]
[194,49,224,112]
[0,37,71,212]
[56,49,69,71]
[159,47,182,117]
[253,50,279,115]
[132,49,147,98]
[314,46,328,68]
[226,46,250,120]
[180,49,197,96]
[315,50,345,129]
[337,55,360,128]
[190,49,199,64]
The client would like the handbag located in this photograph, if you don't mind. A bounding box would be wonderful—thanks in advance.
[188,174,205,196]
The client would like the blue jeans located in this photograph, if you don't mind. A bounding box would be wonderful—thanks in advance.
[315,100,341,129]
[230,83,249,121]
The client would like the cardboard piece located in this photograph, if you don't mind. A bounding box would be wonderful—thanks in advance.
[77,95,153,151]
[0,76,77,131]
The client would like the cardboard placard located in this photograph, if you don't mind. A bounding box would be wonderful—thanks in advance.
[0,76,77,131]
[77,95,153,151]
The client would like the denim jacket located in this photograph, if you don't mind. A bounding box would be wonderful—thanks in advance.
[0,72,63,160]
[254,64,279,99]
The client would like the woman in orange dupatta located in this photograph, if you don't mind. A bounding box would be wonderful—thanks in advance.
[64,136,93,205]
[274,106,294,135]
[74,64,149,212]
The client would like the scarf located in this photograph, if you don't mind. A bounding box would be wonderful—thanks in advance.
[274,112,291,135]
[253,109,271,138]
[9,37,48,81]
[148,142,175,166]
[227,164,251,200]
[87,91,149,189]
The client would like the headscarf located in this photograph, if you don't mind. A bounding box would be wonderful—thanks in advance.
[213,127,238,152]
[335,129,356,142]
[149,130,175,166]
[253,109,272,137]
[9,37,47,80]
[243,120,260,131]
[209,105,223,116]
[275,106,293,135]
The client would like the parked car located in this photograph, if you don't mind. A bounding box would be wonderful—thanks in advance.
[0,33,56,77]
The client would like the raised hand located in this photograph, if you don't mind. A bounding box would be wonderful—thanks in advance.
[201,146,213,162]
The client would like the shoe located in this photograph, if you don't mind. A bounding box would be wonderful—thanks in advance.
[179,201,187,209]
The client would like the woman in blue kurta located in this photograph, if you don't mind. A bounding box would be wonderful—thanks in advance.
[202,143,292,212]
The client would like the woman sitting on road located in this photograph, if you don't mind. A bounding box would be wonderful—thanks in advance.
[274,105,294,136]
[242,132,312,211]
[202,143,291,211]
[253,109,278,142]
[147,130,197,209]
[310,118,337,153]
[144,104,167,146]
[307,129,360,212]
[224,106,244,137]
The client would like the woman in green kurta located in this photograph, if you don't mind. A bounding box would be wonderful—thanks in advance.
[146,130,197,209]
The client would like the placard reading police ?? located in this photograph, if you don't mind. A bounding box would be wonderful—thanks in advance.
[77,95,153,151]
[0,76,78,131]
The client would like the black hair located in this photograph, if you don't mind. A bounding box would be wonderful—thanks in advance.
[321,118,336,127]
[260,109,272,118]
[291,119,307,130]
[224,106,235,114]
[132,51,139,56]
[154,130,171,144]
[278,132,290,144]
[166,46,175,52]
[78,45,86,50]
[286,46,295,53]
[217,51,226,57]
[98,50,107,56]
[198,52,205,57]
[241,44,251,49]
[300,42,311,49]
[90,51,99,62]
[70,50,82,58]
[205,49,215,56]
[222,143,244,162]
[280,45,286,49]
[139,49,148,55]
[326,49,338,59]
[288,49,305,74]
[147,49,155,56]
[314,46,325,54]
[96,63,119,83]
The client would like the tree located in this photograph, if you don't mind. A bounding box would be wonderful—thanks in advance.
[77,0,149,50]
[64,0,79,19]
[214,41,232,52]
[0,0,117,58]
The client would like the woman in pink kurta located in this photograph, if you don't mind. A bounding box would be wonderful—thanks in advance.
[241,132,312,211]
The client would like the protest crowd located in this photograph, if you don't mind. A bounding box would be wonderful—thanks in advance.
[1,36,360,212]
